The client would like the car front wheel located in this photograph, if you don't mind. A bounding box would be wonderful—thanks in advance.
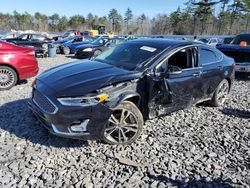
[63,47,70,55]
[210,79,229,107]
[93,50,102,57]
[0,66,18,90]
[102,101,143,145]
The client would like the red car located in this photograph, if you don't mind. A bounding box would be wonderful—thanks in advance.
[0,41,39,90]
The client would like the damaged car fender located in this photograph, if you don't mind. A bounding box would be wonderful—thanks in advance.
[111,91,141,108]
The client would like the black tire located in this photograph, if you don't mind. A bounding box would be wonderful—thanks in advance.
[0,66,18,90]
[102,101,144,145]
[210,79,229,107]
[63,46,70,55]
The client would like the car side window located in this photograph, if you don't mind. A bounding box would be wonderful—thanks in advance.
[31,34,45,40]
[167,47,198,70]
[200,48,220,65]
[20,34,28,40]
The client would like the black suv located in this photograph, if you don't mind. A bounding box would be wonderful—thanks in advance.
[29,39,235,145]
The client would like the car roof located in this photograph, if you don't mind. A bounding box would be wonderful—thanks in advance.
[19,33,46,36]
[125,38,194,48]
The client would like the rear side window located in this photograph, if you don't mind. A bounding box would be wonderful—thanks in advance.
[32,35,45,40]
[200,48,220,65]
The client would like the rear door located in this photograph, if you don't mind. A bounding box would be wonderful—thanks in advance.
[199,46,224,99]
[29,34,45,48]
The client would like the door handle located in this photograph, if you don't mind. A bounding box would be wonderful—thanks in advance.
[192,71,202,77]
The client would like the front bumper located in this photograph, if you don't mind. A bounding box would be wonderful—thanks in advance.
[28,89,112,140]
[75,50,94,59]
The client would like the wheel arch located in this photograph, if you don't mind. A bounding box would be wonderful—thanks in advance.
[116,92,141,107]
[225,77,232,91]
[0,63,19,81]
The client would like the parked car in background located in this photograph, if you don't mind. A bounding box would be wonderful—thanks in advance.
[0,41,38,90]
[52,30,81,41]
[208,38,221,47]
[75,37,125,58]
[29,39,235,145]
[2,33,53,49]
[198,38,209,43]
[221,36,234,44]
[53,35,83,54]
[208,37,235,47]
[62,36,97,55]
[217,33,250,77]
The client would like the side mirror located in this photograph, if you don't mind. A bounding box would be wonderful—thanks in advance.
[154,70,168,78]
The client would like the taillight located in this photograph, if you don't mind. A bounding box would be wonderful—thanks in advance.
[232,63,236,69]
[27,51,35,55]
[31,79,36,88]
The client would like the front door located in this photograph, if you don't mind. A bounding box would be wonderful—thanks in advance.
[16,34,30,46]
[148,46,204,117]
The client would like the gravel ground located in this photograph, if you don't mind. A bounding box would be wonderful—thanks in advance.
[0,55,249,187]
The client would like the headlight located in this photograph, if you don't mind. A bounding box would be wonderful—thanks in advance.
[83,48,93,52]
[58,93,109,106]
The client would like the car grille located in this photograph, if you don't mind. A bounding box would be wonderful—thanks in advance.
[223,51,250,63]
[33,90,57,114]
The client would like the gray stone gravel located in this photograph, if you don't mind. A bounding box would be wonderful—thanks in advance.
[0,54,249,187]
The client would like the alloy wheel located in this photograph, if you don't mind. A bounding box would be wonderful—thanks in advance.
[104,108,139,144]
[63,47,70,55]
[217,80,229,105]
[0,68,15,89]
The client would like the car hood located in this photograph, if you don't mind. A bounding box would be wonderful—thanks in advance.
[76,43,99,50]
[37,60,142,97]
[217,44,250,52]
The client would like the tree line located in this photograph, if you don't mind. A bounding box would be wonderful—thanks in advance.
[0,0,249,35]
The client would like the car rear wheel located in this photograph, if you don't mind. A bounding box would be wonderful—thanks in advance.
[102,101,143,145]
[0,66,18,90]
[63,47,70,55]
[210,79,229,107]
[42,43,48,49]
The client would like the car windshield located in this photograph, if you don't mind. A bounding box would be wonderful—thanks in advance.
[94,42,165,71]
[63,32,70,36]
[92,37,109,46]
[60,36,77,42]
[231,35,250,45]
[84,36,97,42]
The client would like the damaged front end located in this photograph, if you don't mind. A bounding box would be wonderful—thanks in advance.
[28,78,144,140]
